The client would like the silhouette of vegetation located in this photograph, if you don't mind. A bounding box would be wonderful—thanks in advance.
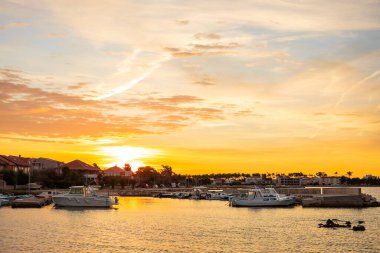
[2,166,379,189]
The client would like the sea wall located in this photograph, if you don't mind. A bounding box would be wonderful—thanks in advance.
[322,187,361,195]
[302,195,364,208]
[276,187,362,196]
[276,188,321,195]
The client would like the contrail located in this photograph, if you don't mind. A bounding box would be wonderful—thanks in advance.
[334,70,380,108]
[95,54,171,100]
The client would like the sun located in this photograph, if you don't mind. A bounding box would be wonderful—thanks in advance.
[129,160,144,172]
[99,145,160,171]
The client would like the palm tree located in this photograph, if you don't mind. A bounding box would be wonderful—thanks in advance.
[334,171,338,176]
[346,171,353,178]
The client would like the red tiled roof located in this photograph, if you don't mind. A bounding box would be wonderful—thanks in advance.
[0,155,15,166]
[104,166,124,173]
[62,160,100,172]
[6,155,31,167]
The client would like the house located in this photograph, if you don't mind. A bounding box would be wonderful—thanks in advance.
[276,176,301,186]
[363,175,377,180]
[0,155,16,171]
[103,165,126,177]
[244,176,263,184]
[212,178,223,185]
[31,157,64,171]
[0,155,31,173]
[317,177,341,186]
[59,160,100,174]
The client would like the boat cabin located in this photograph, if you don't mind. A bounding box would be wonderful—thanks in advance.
[68,186,96,197]
[240,188,280,201]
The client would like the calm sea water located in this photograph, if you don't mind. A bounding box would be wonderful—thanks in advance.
[0,188,379,253]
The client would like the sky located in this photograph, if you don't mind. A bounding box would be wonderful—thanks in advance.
[0,0,379,176]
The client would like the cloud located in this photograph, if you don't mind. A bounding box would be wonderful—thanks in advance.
[164,41,241,57]
[193,75,216,86]
[175,20,190,26]
[0,21,30,31]
[334,70,380,108]
[95,54,172,100]
[47,32,65,38]
[194,33,221,40]
[68,82,91,90]
[1,69,255,140]
[158,95,204,103]
[272,52,289,57]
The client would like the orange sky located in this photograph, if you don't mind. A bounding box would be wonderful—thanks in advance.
[0,1,379,177]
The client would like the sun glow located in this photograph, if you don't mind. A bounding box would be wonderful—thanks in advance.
[99,146,160,171]
[129,160,144,172]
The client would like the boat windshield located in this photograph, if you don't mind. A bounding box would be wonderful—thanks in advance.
[69,187,84,195]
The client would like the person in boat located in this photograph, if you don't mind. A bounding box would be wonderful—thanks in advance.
[326,219,334,227]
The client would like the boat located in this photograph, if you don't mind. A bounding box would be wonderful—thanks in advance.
[205,192,232,200]
[12,195,51,208]
[318,219,351,228]
[52,186,117,208]
[0,194,13,206]
[229,187,295,207]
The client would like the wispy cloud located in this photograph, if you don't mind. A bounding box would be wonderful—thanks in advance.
[0,21,30,31]
[335,70,380,108]
[96,54,172,100]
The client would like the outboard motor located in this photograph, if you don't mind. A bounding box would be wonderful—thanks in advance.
[114,197,119,204]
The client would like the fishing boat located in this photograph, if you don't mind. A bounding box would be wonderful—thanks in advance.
[52,186,117,208]
[229,187,295,207]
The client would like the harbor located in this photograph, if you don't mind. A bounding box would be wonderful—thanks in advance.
[1,187,379,253]
[1,186,379,209]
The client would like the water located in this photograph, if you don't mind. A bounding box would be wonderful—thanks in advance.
[0,188,379,253]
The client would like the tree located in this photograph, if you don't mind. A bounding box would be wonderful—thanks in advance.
[160,165,174,185]
[104,176,118,189]
[0,169,15,185]
[346,171,353,178]
[135,166,160,187]
[120,177,127,189]
[316,172,327,177]
[334,171,338,176]
[124,163,132,172]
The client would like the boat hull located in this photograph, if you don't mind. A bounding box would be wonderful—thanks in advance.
[53,195,114,207]
[230,198,295,207]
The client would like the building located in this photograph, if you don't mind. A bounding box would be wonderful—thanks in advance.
[244,176,263,184]
[0,155,31,173]
[276,176,301,186]
[317,177,341,186]
[59,160,100,174]
[212,178,223,185]
[103,165,126,177]
[0,155,16,171]
[363,175,377,180]
[31,157,64,171]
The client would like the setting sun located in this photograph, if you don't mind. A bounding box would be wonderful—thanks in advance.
[98,146,161,171]
[129,160,144,172]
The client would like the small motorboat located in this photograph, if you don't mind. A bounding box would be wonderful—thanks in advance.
[53,186,117,208]
[229,187,295,207]
[318,219,351,228]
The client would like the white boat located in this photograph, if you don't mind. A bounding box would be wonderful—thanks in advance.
[0,194,13,206]
[229,187,295,207]
[52,186,117,208]
[205,192,232,200]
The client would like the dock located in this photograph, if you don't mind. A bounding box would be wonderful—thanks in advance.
[11,194,52,208]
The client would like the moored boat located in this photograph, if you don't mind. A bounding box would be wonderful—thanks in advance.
[229,187,295,207]
[52,186,117,208]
